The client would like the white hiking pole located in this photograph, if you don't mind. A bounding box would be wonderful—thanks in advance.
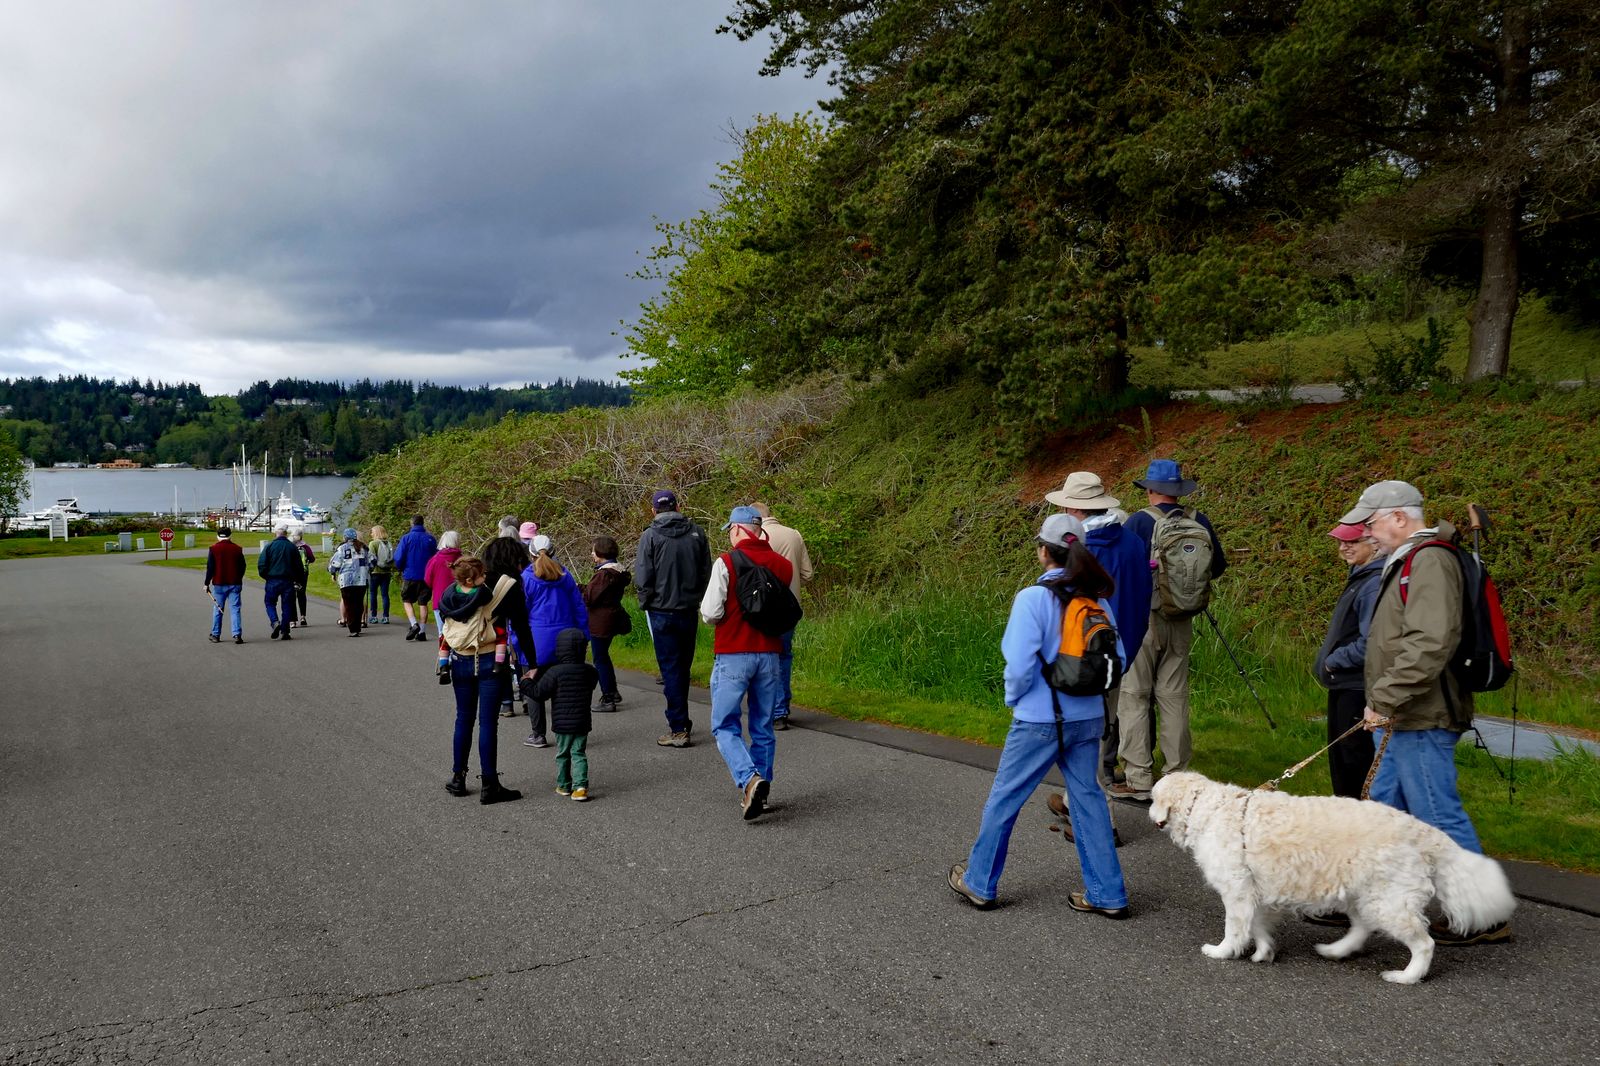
[1201,608,1276,729]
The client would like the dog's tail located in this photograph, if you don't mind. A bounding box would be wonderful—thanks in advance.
[1431,842,1516,934]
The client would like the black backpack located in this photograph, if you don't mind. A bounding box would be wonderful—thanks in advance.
[1399,539,1514,693]
[728,550,803,637]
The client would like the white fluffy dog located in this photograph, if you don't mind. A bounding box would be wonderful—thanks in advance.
[1149,771,1515,984]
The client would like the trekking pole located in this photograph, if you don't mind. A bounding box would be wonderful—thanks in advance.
[1466,503,1517,805]
[1201,608,1276,729]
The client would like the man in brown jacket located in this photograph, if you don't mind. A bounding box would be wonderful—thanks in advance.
[1347,479,1509,945]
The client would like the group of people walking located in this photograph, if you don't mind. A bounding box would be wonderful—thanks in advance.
[201,464,1506,945]
[946,462,1506,946]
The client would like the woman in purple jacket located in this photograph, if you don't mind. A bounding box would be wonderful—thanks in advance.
[521,538,589,748]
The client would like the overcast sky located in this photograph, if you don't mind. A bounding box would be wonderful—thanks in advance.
[0,2,823,394]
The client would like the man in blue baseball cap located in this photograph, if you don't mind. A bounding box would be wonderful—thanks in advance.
[1108,459,1227,802]
[699,505,795,821]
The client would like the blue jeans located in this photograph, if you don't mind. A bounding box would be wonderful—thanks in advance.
[709,652,782,789]
[774,628,795,718]
[591,635,618,699]
[368,574,391,619]
[263,578,295,629]
[1368,728,1483,853]
[648,609,698,732]
[963,717,1127,907]
[451,652,501,776]
[210,585,241,637]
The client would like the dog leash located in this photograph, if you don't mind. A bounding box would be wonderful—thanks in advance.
[1257,717,1390,792]
[1359,725,1394,801]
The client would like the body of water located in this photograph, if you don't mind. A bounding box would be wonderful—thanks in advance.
[22,467,356,522]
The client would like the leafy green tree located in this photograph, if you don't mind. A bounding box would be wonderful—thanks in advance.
[622,113,830,396]
[1243,0,1600,379]
[0,429,27,532]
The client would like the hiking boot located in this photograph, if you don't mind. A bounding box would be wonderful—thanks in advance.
[1105,782,1151,804]
[1305,912,1351,928]
[657,730,691,748]
[208,633,221,643]
[270,624,281,640]
[1046,793,1075,843]
[774,715,789,731]
[479,774,522,805]
[741,773,768,820]
[524,734,548,748]
[1430,920,1511,946]
[279,630,292,641]
[1067,892,1129,920]
[444,772,469,797]
[571,787,589,802]
[946,862,995,910]
[234,635,244,644]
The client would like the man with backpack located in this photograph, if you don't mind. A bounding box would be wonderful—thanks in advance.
[1346,480,1509,945]
[1109,459,1226,803]
[699,505,796,821]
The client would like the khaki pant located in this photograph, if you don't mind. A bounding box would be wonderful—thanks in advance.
[1116,611,1194,793]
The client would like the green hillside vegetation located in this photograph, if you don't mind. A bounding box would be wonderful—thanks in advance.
[351,371,1600,871]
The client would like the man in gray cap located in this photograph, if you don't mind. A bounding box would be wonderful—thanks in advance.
[1344,480,1508,945]
[1108,459,1226,803]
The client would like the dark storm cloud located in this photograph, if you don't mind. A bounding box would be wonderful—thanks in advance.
[0,2,823,391]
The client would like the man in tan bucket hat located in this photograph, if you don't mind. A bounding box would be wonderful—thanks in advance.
[1041,472,1153,831]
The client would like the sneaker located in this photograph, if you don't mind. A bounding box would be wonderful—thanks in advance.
[1067,891,1129,920]
[946,862,995,910]
[270,624,281,640]
[1430,920,1511,946]
[405,626,418,641]
[741,773,768,820]
[1105,782,1152,804]
[571,787,589,802]
[774,715,790,731]
[555,785,572,797]
[1046,792,1075,843]
[234,635,244,644]
[382,616,390,624]
[208,633,221,643]
[280,630,292,641]
[499,704,516,718]
[657,730,691,748]
[524,734,548,749]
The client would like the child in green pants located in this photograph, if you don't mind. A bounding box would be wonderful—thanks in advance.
[521,627,598,800]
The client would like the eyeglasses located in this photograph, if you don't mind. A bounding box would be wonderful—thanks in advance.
[1361,510,1395,530]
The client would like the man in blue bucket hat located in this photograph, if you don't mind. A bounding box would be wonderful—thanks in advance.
[1107,459,1227,802]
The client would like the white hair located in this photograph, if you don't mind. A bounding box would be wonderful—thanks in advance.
[438,529,460,549]
[1398,505,1425,523]
[273,524,287,535]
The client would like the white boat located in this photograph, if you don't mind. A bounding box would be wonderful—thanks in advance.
[27,497,89,522]
[217,451,331,533]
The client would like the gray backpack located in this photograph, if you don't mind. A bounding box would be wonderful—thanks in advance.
[1144,506,1214,619]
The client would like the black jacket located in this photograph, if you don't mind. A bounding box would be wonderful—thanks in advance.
[1313,557,1385,692]
[634,511,711,612]
[523,628,598,735]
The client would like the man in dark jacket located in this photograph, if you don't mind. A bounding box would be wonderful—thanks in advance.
[392,515,438,641]
[1313,522,1385,798]
[204,527,247,644]
[257,525,307,640]
[634,490,711,747]
[523,628,599,801]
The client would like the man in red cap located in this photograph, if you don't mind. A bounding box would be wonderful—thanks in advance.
[1313,522,1385,797]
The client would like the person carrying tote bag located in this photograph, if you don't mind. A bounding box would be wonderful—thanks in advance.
[437,556,522,805]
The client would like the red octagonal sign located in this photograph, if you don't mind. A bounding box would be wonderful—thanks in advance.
[159,528,174,543]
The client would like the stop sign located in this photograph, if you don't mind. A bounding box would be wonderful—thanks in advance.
[159,528,174,543]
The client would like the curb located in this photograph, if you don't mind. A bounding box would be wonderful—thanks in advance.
[755,687,1600,919]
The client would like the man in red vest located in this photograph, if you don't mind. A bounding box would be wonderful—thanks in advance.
[700,505,794,821]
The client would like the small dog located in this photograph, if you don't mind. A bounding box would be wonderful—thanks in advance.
[1149,771,1515,983]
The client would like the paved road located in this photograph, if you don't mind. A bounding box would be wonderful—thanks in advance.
[3,554,1597,1064]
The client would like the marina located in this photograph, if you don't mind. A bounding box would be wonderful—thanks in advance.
[10,465,354,531]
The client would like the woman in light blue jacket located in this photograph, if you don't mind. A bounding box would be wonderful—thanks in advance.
[327,528,370,637]
[948,514,1128,916]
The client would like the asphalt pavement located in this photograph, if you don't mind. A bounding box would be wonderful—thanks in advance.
[2,552,1598,1065]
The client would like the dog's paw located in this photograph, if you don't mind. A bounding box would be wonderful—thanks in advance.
[1381,968,1423,985]
[1250,943,1276,963]
[1202,942,1239,960]
[1315,942,1351,960]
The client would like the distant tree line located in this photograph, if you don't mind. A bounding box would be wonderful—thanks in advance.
[0,376,632,471]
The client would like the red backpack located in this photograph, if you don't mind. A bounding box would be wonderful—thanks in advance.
[1399,540,1513,692]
